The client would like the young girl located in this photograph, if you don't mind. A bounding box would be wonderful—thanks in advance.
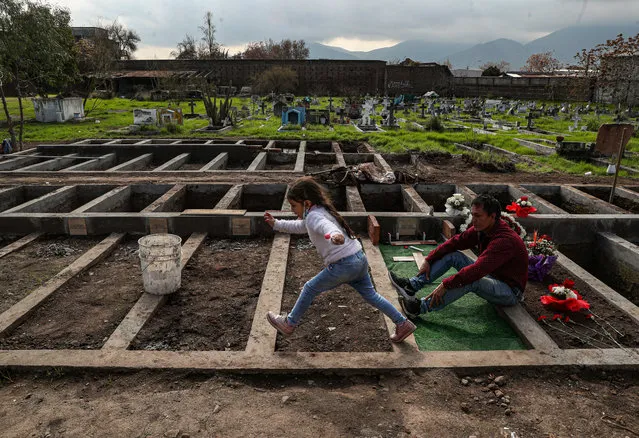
[264,177,416,343]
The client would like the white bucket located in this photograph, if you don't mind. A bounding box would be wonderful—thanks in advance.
[138,234,182,295]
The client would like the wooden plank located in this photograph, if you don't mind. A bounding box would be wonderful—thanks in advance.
[182,209,246,216]
[245,234,291,356]
[102,232,208,350]
[0,232,43,259]
[361,238,419,351]
[0,233,125,336]
[412,252,425,268]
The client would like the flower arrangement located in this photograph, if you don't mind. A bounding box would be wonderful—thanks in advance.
[540,278,590,313]
[506,196,538,218]
[500,211,527,239]
[526,232,556,257]
[445,193,470,217]
[527,231,557,281]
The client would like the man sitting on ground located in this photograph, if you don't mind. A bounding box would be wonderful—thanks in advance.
[389,194,528,318]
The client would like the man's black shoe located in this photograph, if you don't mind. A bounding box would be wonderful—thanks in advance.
[399,296,421,320]
[388,271,417,297]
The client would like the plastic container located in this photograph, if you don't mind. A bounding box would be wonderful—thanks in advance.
[138,234,182,295]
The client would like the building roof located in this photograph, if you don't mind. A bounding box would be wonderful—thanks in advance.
[452,69,483,78]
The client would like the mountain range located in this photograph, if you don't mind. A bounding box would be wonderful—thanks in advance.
[308,24,639,70]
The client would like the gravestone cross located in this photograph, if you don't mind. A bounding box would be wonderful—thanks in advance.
[189,99,196,116]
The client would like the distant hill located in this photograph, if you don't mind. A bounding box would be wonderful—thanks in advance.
[308,24,639,69]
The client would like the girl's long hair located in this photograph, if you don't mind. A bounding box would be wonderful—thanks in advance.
[287,177,357,239]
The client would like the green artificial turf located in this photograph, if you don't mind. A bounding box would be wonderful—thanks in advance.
[379,244,527,351]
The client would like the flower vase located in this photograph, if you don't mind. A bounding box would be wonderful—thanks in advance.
[528,254,558,282]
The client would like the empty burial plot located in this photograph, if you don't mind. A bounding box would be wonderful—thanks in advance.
[6,185,117,213]
[465,184,515,211]
[306,141,332,152]
[271,141,301,153]
[414,184,458,212]
[381,153,412,168]
[88,185,173,213]
[304,153,337,173]
[276,237,392,352]
[359,184,407,212]
[131,238,271,351]
[264,152,296,170]
[236,184,287,212]
[322,184,348,211]
[0,236,100,314]
[343,153,375,166]
[0,186,57,212]
[522,263,638,349]
[0,240,143,350]
[558,243,639,305]
[225,151,259,170]
[339,141,370,153]
[521,185,600,214]
[574,186,639,213]
[158,185,233,212]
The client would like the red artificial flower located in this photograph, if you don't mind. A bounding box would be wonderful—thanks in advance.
[563,279,575,289]
[506,202,538,218]
[552,314,562,320]
[540,295,590,312]
[537,315,548,321]
[521,196,528,201]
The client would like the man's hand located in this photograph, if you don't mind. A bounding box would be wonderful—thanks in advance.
[418,259,431,280]
[263,212,275,228]
[425,283,446,309]
[330,233,345,245]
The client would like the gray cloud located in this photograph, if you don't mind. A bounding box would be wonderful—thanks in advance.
[55,0,639,53]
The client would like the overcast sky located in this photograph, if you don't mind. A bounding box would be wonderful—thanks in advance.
[52,0,639,59]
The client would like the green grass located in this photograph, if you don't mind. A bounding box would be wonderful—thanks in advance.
[1,96,637,178]
[378,244,527,351]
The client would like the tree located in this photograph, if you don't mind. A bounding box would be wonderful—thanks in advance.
[480,60,510,76]
[171,34,198,60]
[237,39,309,59]
[106,19,140,60]
[75,28,119,111]
[0,0,77,149]
[575,33,639,107]
[253,66,298,94]
[171,11,228,60]
[524,51,561,73]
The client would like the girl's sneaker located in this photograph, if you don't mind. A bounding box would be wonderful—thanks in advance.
[390,319,417,343]
[267,311,295,335]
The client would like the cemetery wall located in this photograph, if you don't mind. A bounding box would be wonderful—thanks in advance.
[385,65,453,95]
[452,76,593,101]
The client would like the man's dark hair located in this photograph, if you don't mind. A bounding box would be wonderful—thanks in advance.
[471,194,501,219]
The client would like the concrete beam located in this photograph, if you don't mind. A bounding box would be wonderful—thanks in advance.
[345,186,366,212]
[17,153,79,172]
[71,186,131,213]
[513,138,555,155]
[455,185,479,203]
[2,186,76,213]
[200,152,228,171]
[0,232,43,259]
[142,184,186,213]
[557,250,639,326]
[102,232,207,350]
[106,153,153,172]
[0,154,43,171]
[373,154,395,176]
[0,187,22,212]
[281,187,291,211]
[265,140,276,149]
[154,153,191,171]
[332,141,346,167]
[245,234,291,355]
[294,141,306,172]
[214,185,243,209]
[401,186,431,213]
[65,153,117,172]
[247,152,267,171]
[0,233,125,337]
[361,238,419,352]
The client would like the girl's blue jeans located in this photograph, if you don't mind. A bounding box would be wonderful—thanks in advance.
[287,250,406,326]
[409,251,522,314]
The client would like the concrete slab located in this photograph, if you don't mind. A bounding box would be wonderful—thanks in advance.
[142,185,186,213]
[65,153,117,171]
[16,153,79,172]
[402,186,431,213]
[3,186,76,214]
[247,152,267,171]
[200,153,228,171]
[0,154,43,171]
[102,232,207,350]
[346,186,366,212]
[71,186,130,213]
[245,234,290,356]
[0,233,125,336]
[294,141,306,172]
[107,153,153,172]
[154,153,190,171]
[215,185,243,209]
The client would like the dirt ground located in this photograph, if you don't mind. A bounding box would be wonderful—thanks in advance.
[0,240,143,350]
[0,236,101,315]
[130,238,271,351]
[0,368,636,438]
[276,237,392,352]
[522,264,638,349]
